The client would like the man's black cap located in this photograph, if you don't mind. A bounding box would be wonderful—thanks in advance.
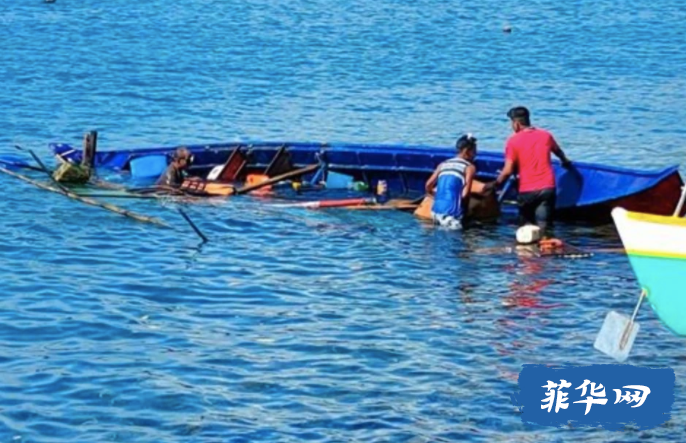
[456,133,477,150]
[507,106,530,120]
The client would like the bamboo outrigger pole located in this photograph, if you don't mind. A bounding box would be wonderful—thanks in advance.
[9,145,212,242]
[1,152,170,228]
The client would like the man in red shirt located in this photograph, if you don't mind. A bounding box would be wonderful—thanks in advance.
[488,106,571,238]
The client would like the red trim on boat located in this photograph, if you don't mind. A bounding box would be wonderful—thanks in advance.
[557,171,684,221]
[609,172,684,217]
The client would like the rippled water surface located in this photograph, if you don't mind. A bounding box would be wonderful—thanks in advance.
[1,1,686,442]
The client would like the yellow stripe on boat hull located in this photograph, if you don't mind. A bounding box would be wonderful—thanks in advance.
[626,249,686,260]
[626,210,686,227]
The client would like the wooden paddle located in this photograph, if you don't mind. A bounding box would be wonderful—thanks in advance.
[234,164,320,195]
[595,290,645,362]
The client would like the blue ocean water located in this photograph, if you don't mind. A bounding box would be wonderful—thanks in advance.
[1,1,685,442]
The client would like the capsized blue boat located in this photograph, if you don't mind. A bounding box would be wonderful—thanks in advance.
[49,139,684,222]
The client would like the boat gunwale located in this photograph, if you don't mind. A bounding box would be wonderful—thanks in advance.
[49,140,682,179]
[50,141,684,208]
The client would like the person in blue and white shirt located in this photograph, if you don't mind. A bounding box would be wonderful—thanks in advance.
[424,134,478,229]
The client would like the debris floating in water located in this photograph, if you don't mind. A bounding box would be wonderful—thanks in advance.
[503,25,512,33]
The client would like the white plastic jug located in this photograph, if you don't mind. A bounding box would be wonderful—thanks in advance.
[516,225,541,244]
[207,165,223,181]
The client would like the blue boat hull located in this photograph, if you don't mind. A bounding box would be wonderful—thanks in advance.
[49,139,684,221]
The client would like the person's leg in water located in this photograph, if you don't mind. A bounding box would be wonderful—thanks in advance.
[517,191,538,227]
[536,188,556,239]
[432,213,463,230]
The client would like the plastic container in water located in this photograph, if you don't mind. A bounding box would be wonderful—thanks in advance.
[129,155,169,178]
[376,180,389,204]
[207,165,224,181]
[326,171,354,189]
[516,224,541,244]
[349,181,369,191]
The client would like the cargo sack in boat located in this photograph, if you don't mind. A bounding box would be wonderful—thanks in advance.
[52,162,91,184]
[179,179,235,196]
[467,190,501,221]
[180,179,208,195]
[417,179,500,222]
[245,174,272,195]
[414,196,433,220]
[414,194,500,223]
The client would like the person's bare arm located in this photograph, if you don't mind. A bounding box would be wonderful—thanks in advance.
[494,159,515,187]
[551,139,571,166]
[462,164,476,199]
[425,168,439,196]
[485,139,516,192]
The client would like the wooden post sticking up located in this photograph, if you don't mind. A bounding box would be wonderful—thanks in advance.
[81,130,98,170]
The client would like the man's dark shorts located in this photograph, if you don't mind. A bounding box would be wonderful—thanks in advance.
[517,187,556,236]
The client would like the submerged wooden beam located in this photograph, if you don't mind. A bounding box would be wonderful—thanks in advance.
[271,197,376,209]
[472,243,600,259]
[345,198,421,212]
[71,192,161,199]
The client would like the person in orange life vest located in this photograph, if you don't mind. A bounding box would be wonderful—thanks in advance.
[486,107,571,238]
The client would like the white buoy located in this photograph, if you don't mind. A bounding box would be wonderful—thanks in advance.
[516,225,541,245]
